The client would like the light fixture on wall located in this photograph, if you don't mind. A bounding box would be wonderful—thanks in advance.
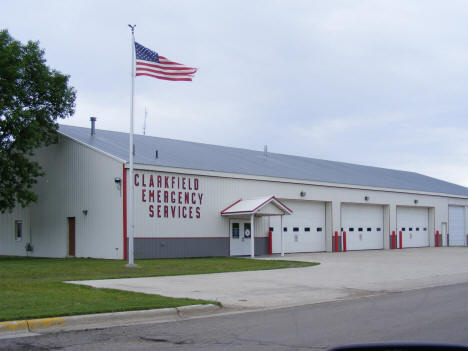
[364,196,369,201]
[414,199,418,204]
[300,191,306,197]
[82,210,88,216]
[114,177,122,196]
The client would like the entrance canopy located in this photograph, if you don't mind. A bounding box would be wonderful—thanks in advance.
[221,196,292,258]
[221,195,292,217]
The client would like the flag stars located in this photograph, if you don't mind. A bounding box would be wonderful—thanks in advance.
[135,42,159,63]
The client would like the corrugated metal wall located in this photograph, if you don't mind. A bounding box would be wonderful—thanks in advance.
[0,135,124,259]
[131,170,274,240]
[130,168,467,256]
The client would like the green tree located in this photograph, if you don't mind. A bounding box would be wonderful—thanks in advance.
[0,30,76,213]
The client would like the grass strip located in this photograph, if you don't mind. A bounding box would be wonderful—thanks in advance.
[0,257,317,321]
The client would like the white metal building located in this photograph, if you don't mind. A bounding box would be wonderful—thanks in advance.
[1,122,468,259]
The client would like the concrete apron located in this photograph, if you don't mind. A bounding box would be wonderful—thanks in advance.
[69,247,468,310]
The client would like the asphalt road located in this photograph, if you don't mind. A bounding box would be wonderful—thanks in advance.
[2,283,468,351]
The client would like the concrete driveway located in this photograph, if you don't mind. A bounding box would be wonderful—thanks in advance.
[71,247,468,310]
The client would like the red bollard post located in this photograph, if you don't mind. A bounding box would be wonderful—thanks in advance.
[268,230,273,254]
[399,231,403,249]
[435,230,439,247]
[334,231,339,252]
[343,231,347,252]
[391,230,396,249]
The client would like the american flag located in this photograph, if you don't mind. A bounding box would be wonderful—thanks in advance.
[134,42,197,81]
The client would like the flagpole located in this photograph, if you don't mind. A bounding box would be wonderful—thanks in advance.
[127,24,137,267]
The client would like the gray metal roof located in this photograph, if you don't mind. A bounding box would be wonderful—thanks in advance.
[58,124,468,197]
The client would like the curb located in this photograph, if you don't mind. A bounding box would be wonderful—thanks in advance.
[0,304,221,335]
[0,317,65,333]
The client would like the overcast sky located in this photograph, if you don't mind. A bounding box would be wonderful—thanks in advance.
[2,0,468,187]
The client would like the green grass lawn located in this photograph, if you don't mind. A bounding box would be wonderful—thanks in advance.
[0,256,317,322]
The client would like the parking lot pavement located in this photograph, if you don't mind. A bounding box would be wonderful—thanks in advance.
[70,247,468,310]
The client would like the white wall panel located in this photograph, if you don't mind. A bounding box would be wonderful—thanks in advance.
[132,171,274,239]
[129,167,467,252]
[23,135,123,259]
[0,206,30,255]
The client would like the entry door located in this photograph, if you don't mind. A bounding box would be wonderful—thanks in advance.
[230,221,252,256]
[68,217,76,256]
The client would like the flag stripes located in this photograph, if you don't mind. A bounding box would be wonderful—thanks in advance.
[135,42,197,81]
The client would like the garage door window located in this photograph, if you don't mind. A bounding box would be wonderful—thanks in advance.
[317,227,322,232]
[304,227,310,232]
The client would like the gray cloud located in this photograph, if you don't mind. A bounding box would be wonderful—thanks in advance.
[2,0,467,186]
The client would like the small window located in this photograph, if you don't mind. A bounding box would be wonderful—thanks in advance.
[376,228,381,232]
[402,228,406,231]
[293,227,299,232]
[269,227,274,232]
[317,227,323,232]
[416,227,420,231]
[243,223,251,238]
[15,220,23,241]
[367,227,371,232]
[409,227,413,231]
[423,227,427,231]
[232,223,240,239]
[304,227,311,232]
[349,228,354,232]
[283,227,288,232]
[358,228,363,232]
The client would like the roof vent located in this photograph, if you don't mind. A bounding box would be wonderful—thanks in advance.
[90,117,97,135]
